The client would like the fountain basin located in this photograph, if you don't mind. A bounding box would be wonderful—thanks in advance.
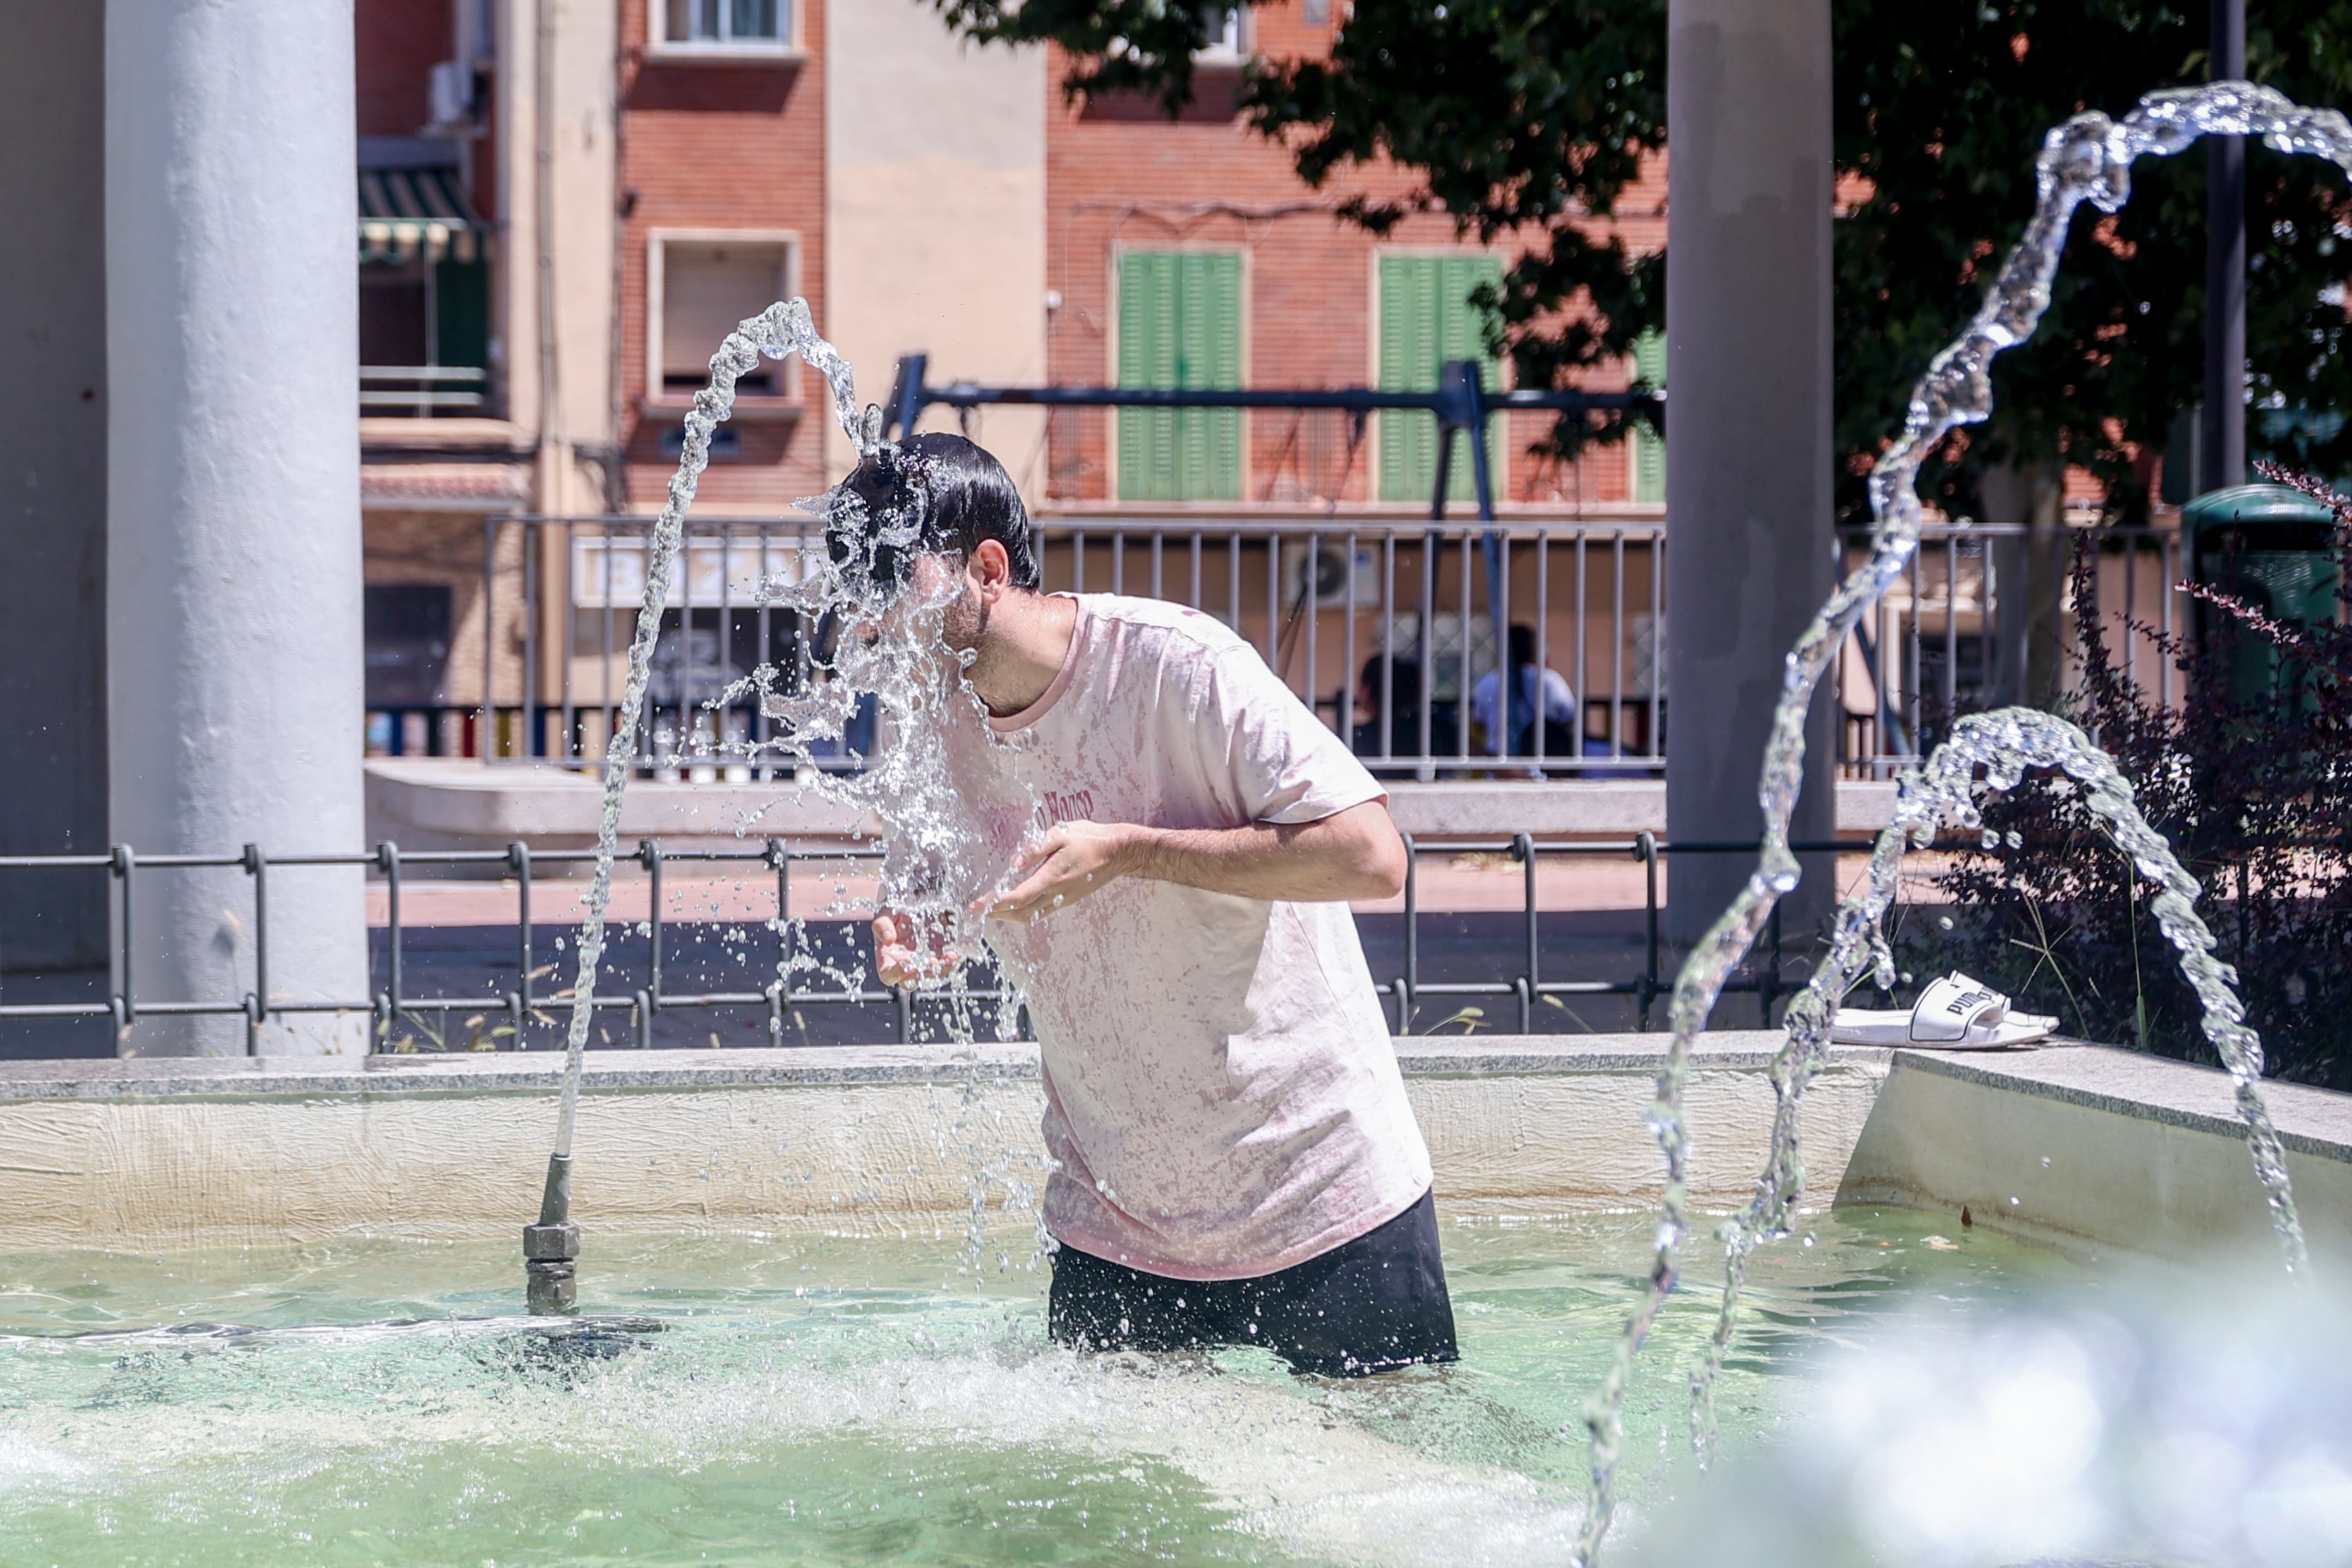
[1,1036,2346,1271]
[1,1036,2344,1568]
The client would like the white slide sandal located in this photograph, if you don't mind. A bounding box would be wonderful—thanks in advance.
[1830,972,2058,1050]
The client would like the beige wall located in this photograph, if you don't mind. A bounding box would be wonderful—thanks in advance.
[496,0,620,516]
[824,0,1048,494]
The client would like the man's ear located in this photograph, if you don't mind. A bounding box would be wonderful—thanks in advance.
[969,538,1013,594]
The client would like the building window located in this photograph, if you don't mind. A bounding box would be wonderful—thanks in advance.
[1116,251,1245,502]
[1198,6,1248,61]
[658,0,793,51]
[1627,328,1666,504]
[364,584,454,708]
[358,151,490,418]
[1377,254,1504,504]
[651,236,797,399]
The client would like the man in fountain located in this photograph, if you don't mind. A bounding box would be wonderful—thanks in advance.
[835,432,1456,1378]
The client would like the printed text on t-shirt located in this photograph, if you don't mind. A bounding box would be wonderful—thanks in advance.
[1035,788,1096,832]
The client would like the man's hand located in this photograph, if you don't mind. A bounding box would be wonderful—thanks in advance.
[872,910,960,989]
[987,821,1140,924]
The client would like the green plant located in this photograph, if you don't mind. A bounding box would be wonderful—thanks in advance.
[1910,493,2351,1085]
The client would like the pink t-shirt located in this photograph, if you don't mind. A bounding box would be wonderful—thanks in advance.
[965,594,1433,1281]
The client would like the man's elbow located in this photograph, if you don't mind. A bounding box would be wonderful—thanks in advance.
[1349,812,1409,900]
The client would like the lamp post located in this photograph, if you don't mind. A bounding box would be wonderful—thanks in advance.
[2202,0,2247,492]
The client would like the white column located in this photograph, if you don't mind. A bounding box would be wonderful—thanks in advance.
[1663,0,1838,945]
[107,0,368,1055]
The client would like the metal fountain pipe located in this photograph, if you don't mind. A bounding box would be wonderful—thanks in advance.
[524,1153,577,1315]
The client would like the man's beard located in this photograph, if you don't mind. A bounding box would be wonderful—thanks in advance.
[941,589,989,658]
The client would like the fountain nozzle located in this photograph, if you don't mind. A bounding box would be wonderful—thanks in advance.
[524,1152,579,1316]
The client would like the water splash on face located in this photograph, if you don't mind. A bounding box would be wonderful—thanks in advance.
[1573,80,2340,1566]
[744,459,1051,1267]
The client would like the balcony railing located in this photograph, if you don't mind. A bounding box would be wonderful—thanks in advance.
[368,513,2188,780]
[361,365,487,417]
[455,513,1668,778]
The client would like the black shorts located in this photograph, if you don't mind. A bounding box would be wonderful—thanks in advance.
[1047,1188,1459,1377]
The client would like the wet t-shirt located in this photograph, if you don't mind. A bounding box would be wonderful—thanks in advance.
[967,594,1433,1281]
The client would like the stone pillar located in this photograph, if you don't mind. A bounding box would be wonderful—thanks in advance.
[107,1,368,1055]
[1663,0,1838,946]
[1982,460,2068,709]
[0,6,109,986]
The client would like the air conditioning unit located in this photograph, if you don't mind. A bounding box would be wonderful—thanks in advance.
[1281,540,1383,605]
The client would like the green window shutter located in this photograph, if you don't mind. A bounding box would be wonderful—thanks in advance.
[1378,254,1502,504]
[433,256,490,369]
[1117,251,1242,501]
[1630,328,1666,504]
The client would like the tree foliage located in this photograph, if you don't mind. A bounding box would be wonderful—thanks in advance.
[930,0,2352,518]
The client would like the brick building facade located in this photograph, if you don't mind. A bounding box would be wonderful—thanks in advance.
[614,0,831,510]
[352,0,1667,759]
[1036,16,1662,517]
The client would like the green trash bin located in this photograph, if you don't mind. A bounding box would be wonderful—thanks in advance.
[2181,483,2343,714]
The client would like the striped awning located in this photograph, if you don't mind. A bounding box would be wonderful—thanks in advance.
[358,165,484,265]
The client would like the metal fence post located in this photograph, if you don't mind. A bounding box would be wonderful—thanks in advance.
[641,838,663,1014]
[378,840,404,1050]
[1636,831,1659,1031]
[510,840,533,1046]
[111,845,136,1035]
[769,836,792,1042]
[1516,831,1537,1032]
[241,843,267,1055]
[1400,831,1419,1030]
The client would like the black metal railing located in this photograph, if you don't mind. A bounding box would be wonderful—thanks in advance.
[0,836,1916,1056]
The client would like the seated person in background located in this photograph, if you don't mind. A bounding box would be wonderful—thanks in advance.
[1351,653,1423,773]
[1471,624,1579,771]
[1350,651,1460,770]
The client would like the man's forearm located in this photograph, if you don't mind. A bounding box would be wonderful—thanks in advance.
[1117,803,1406,903]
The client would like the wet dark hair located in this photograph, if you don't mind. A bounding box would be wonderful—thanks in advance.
[825,432,1038,598]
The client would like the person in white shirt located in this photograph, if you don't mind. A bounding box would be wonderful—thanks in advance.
[1470,622,1579,770]
[832,433,1457,1377]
